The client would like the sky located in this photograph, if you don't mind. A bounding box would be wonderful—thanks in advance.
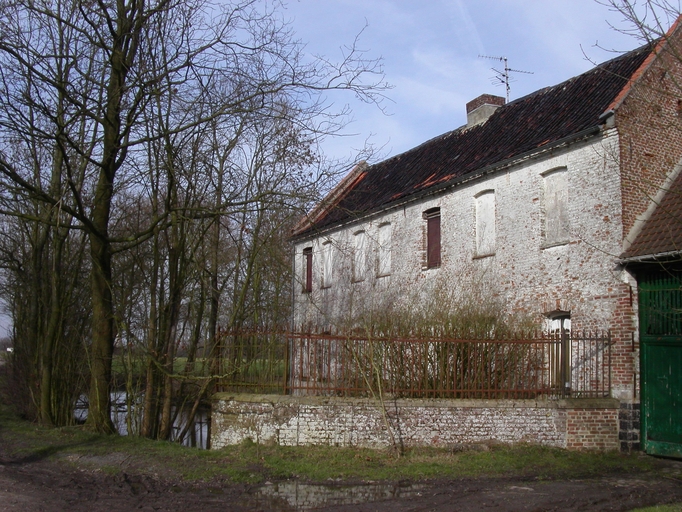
[0,1,672,339]
[282,0,666,163]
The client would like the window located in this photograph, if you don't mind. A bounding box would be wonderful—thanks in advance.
[353,230,366,282]
[543,169,569,246]
[302,247,312,293]
[321,240,333,288]
[475,191,495,256]
[544,310,571,392]
[424,207,441,268]
[546,315,571,334]
[377,223,391,276]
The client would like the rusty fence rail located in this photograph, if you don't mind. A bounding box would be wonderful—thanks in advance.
[216,331,611,399]
[214,331,288,394]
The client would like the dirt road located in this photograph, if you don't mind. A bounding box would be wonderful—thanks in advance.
[1,447,681,511]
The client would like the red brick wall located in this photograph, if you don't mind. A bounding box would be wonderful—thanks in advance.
[612,28,682,401]
[566,407,619,450]
[608,283,637,393]
[617,31,682,240]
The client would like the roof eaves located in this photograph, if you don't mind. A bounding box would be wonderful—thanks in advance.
[620,249,682,264]
[387,124,604,209]
[622,155,682,255]
[291,161,369,237]
[291,123,604,242]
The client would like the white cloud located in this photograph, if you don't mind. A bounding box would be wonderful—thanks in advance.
[449,0,487,56]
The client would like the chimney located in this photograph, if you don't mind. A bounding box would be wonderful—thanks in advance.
[466,94,505,128]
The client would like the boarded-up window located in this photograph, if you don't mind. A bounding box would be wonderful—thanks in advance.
[475,191,495,256]
[544,169,569,245]
[425,208,441,268]
[377,223,391,276]
[321,241,333,288]
[303,247,312,293]
[353,230,366,282]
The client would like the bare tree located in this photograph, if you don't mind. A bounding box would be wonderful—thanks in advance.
[598,0,682,42]
[0,0,387,434]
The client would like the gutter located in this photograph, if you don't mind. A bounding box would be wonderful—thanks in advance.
[292,123,604,242]
[620,250,682,264]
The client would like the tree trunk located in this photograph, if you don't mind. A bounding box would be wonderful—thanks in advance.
[86,230,116,434]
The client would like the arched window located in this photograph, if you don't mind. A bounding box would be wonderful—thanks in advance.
[543,169,569,246]
[377,223,391,277]
[475,190,495,256]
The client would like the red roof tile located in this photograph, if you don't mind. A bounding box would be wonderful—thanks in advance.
[621,170,682,260]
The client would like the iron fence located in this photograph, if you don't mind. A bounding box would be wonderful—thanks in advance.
[214,331,288,394]
[215,331,611,399]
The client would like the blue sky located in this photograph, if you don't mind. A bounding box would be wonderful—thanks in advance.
[283,0,660,162]
[0,2,671,339]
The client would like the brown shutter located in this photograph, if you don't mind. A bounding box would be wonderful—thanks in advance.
[427,214,441,268]
[303,248,313,293]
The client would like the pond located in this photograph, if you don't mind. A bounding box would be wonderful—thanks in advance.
[74,391,210,449]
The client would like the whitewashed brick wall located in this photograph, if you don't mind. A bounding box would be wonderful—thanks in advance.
[212,394,620,451]
[293,133,636,397]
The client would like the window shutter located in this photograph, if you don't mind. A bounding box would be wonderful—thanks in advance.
[427,214,441,267]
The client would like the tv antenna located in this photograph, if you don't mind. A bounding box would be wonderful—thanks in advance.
[478,55,533,102]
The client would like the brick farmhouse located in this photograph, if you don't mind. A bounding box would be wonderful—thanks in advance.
[211,18,682,454]
[284,18,682,453]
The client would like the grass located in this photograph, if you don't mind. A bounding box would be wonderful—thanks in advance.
[0,401,663,485]
[110,352,286,390]
[111,355,212,379]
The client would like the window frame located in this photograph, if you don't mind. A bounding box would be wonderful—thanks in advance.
[542,168,570,248]
[474,190,496,258]
[302,247,313,293]
[353,230,366,282]
[321,240,333,288]
[424,207,441,269]
[376,222,392,277]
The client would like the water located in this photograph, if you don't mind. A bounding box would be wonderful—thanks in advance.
[74,392,210,449]
[249,480,426,511]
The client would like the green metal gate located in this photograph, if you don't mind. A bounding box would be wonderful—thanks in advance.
[638,267,682,458]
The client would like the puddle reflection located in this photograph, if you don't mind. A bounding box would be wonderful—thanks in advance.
[250,480,426,511]
[74,392,210,449]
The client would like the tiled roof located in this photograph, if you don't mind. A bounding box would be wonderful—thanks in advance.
[621,170,682,260]
[293,44,653,238]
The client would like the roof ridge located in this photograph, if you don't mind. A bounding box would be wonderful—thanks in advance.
[502,41,655,110]
[369,43,656,172]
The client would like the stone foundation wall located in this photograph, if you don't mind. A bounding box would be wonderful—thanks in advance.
[619,402,641,452]
[211,394,620,451]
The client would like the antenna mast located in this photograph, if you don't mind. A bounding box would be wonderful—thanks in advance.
[478,55,533,102]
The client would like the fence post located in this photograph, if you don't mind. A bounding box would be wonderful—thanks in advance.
[212,328,224,392]
[561,326,571,396]
[284,332,290,395]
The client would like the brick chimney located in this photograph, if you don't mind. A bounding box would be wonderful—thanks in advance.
[466,94,505,128]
